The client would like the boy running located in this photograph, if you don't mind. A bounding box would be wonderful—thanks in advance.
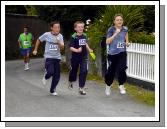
[68,21,93,95]
[33,21,64,96]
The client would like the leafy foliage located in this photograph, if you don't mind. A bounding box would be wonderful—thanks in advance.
[141,5,155,33]
[87,5,145,49]
[129,32,155,44]
[26,5,104,39]
[5,5,27,14]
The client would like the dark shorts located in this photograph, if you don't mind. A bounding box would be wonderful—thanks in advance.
[20,48,32,56]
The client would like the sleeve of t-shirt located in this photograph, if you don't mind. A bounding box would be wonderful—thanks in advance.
[106,27,114,38]
[70,37,75,48]
[38,32,47,42]
[123,26,128,32]
[58,34,64,43]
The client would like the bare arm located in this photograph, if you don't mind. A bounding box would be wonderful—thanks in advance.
[70,47,82,53]
[58,41,64,50]
[33,39,41,55]
[125,32,130,47]
[18,40,22,48]
[86,43,93,53]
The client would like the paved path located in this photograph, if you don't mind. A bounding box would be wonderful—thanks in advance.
[5,58,154,117]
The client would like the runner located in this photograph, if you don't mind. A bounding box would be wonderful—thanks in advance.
[105,14,130,96]
[33,21,64,96]
[18,26,33,70]
[68,21,93,95]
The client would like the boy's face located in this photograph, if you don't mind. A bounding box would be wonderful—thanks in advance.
[114,16,123,27]
[75,23,84,34]
[51,24,60,34]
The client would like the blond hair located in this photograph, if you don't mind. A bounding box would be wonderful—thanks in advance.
[114,13,123,20]
[74,21,85,28]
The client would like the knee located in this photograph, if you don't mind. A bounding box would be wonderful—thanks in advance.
[47,70,54,76]
[119,66,127,73]
[80,70,87,75]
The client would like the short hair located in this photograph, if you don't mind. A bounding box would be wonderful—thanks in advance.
[50,21,60,27]
[74,21,85,28]
[114,13,123,20]
[24,26,29,29]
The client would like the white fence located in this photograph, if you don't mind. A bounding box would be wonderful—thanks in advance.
[107,43,155,83]
[126,43,155,83]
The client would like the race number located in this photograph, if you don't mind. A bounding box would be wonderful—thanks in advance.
[49,44,58,50]
[23,41,30,45]
[117,42,125,48]
[79,39,86,46]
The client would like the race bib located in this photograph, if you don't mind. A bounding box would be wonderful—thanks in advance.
[49,44,58,50]
[24,41,30,45]
[117,42,125,48]
[79,39,86,46]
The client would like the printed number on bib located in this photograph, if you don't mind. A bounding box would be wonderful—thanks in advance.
[49,44,58,50]
[24,41,30,45]
[117,42,125,48]
[79,39,86,45]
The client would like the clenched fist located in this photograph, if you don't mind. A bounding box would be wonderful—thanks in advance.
[33,50,37,55]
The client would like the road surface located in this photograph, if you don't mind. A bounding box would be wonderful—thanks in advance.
[5,58,155,117]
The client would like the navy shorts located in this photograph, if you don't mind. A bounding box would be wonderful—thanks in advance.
[20,48,32,56]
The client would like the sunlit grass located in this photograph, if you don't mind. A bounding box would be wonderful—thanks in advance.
[112,80,155,106]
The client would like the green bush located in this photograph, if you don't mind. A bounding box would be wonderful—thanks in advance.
[87,5,145,50]
[129,32,155,44]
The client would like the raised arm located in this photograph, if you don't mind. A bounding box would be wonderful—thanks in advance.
[106,28,120,45]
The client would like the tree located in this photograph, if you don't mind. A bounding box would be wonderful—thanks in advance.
[25,5,104,39]
[142,5,155,33]
[5,5,27,14]
[25,5,38,16]
[87,5,145,49]
[5,5,104,39]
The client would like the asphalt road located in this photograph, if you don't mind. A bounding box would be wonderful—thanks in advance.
[5,58,155,117]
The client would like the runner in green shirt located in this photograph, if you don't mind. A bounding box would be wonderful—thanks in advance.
[18,26,34,70]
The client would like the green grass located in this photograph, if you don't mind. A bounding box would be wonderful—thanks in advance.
[125,83,155,106]
[60,62,155,106]
[87,74,155,106]
[87,73,104,83]
[111,81,155,106]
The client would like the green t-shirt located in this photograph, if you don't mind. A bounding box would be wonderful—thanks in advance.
[18,33,33,49]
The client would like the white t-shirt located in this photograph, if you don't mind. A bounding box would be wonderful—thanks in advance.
[39,32,64,59]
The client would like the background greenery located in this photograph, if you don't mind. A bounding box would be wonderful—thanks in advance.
[6,5,155,43]
[86,5,155,51]
[6,5,155,62]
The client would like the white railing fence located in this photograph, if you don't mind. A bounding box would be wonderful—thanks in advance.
[126,43,155,83]
[107,43,155,83]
